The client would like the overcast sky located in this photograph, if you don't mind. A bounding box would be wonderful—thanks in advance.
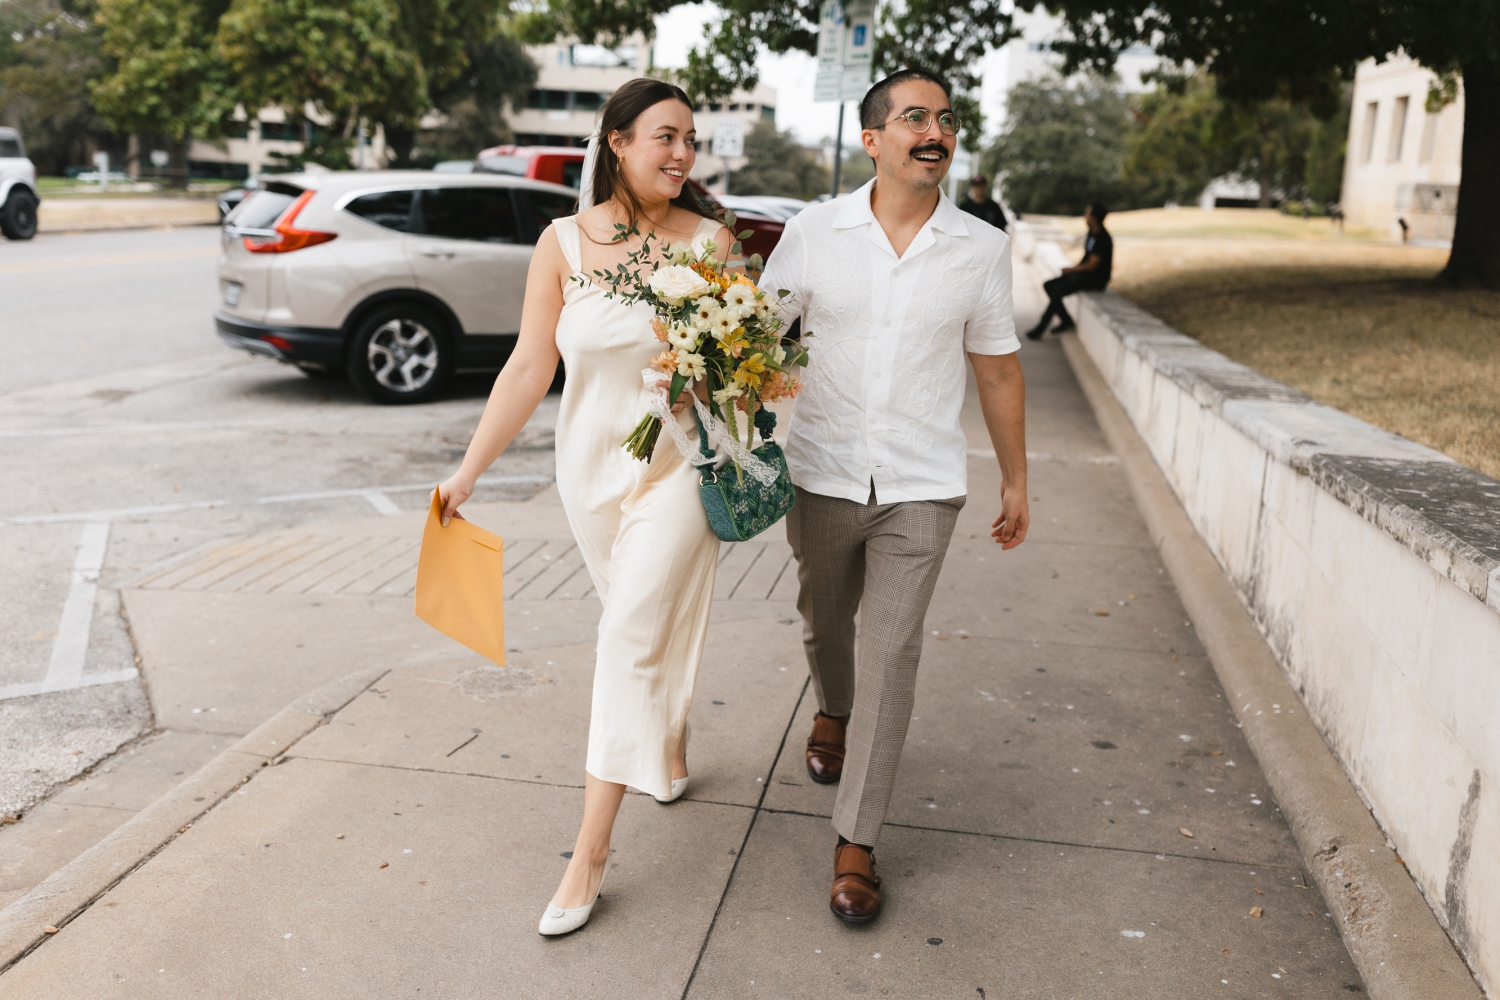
[652,4,865,149]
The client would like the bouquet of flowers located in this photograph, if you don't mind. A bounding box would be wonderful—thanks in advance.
[577,213,809,476]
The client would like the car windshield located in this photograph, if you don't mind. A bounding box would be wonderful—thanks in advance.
[226,188,300,230]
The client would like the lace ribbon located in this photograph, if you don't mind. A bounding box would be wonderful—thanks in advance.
[640,370,781,486]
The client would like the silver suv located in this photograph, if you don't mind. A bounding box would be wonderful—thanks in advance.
[216,170,577,403]
[0,127,39,240]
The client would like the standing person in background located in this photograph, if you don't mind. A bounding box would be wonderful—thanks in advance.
[759,67,1029,925]
[957,174,1008,233]
[1024,202,1112,339]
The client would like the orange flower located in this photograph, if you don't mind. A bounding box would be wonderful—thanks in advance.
[651,349,678,374]
[651,317,669,343]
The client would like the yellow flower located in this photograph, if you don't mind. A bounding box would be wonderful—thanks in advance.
[733,352,766,389]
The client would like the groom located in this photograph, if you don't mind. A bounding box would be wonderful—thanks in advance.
[759,67,1029,923]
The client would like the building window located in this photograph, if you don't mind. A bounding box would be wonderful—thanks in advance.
[709,103,722,112]
[223,120,250,139]
[1361,102,1379,163]
[259,121,303,142]
[1388,96,1409,162]
[572,91,603,112]
[1418,111,1440,164]
[761,105,776,121]
[524,89,571,111]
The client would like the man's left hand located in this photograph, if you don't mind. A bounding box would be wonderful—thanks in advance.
[991,482,1029,549]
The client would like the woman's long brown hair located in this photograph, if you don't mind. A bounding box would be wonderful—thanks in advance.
[591,77,722,232]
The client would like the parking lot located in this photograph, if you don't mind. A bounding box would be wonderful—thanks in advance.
[1,224,558,820]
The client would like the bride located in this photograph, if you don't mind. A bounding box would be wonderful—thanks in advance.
[435,77,736,936]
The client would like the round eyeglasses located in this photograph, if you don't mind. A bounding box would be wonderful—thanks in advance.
[875,108,961,136]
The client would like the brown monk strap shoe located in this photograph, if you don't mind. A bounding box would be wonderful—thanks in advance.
[806,711,849,784]
[830,840,882,923]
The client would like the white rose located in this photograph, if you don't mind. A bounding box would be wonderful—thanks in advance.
[649,265,711,304]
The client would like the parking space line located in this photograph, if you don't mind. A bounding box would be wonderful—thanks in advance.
[0,667,140,702]
[44,522,112,691]
[361,491,403,516]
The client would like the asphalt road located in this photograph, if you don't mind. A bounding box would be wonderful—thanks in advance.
[0,225,557,816]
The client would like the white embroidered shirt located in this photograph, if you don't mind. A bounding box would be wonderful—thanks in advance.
[758,179,1018,504]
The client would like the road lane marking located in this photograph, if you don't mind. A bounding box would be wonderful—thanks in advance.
[0,247,220,275]
[0,419,282,439]
[5,473,553,524]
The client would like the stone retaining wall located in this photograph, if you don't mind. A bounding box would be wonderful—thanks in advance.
[1035,241,1499,993]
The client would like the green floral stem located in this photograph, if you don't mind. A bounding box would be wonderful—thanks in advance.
[623,414,662,462]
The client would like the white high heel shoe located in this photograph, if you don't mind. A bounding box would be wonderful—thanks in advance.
[538,860,608,936]
[654,723,691,804]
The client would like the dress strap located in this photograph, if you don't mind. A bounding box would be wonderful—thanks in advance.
[691,215,722,255]
[554,215,583,272]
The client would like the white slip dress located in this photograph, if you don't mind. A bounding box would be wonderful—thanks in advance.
[550,214,721,799]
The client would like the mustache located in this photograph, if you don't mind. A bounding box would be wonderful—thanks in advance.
[910,143,950,160]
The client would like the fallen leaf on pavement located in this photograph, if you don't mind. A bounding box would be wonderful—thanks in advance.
[1095,611,1110,617]
[1179,827,1194,838]
[336,834,344,839]
[1222,948,1230,954]
[44,926,59,934]
[1249,906,1263,918]
[379,862,389,869]
[1254,888,1264,894]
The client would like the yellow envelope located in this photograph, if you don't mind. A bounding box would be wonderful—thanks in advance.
[415,487,506,664]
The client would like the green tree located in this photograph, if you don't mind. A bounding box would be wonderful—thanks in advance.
[1048,0,1500,286]
[985,74,1130,216]
[392,29,538,167]
[1303,87,1350,205]
[728,119,829,200]
[92,0,238,183]
[1121,73,1224,207]
[517,0,1024,155]
[0,0,112,175]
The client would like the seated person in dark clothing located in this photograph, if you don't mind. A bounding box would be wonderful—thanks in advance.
[957,174,1008,232]
[1025,202,1112,339]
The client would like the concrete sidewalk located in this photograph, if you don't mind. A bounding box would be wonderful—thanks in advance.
[0,304,1368,996]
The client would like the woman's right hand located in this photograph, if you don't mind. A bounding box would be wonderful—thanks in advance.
[435,475,474,527]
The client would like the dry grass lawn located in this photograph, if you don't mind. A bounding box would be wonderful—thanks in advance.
[1097,230,1500,479]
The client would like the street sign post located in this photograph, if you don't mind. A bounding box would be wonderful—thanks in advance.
[817,0,877,197]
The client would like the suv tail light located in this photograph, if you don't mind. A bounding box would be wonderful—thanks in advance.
[245,191,337,253]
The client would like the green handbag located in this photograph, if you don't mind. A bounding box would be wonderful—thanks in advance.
[693,407,795,542]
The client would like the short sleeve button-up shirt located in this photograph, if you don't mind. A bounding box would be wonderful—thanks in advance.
[758,179,1018,504]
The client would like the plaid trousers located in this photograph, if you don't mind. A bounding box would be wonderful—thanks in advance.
[785,485,963,846]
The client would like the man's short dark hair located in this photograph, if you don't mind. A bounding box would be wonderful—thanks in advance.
[1087,202,1109,222]
[970,174,989,186]
[859,68,950,130]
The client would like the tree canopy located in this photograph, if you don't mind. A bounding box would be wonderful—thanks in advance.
[728,119,829,201]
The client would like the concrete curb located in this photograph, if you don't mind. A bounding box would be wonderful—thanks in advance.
[1059,333,1483,999]
[0,665,389,975]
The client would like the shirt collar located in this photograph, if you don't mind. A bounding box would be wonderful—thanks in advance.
[832,179,971,238]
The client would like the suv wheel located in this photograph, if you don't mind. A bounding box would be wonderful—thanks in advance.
[346,304,450,404]
[1,189,38,240]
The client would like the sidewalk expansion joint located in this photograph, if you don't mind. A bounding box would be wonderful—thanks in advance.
[755,805,1311,872]
[680,677,810,1000]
